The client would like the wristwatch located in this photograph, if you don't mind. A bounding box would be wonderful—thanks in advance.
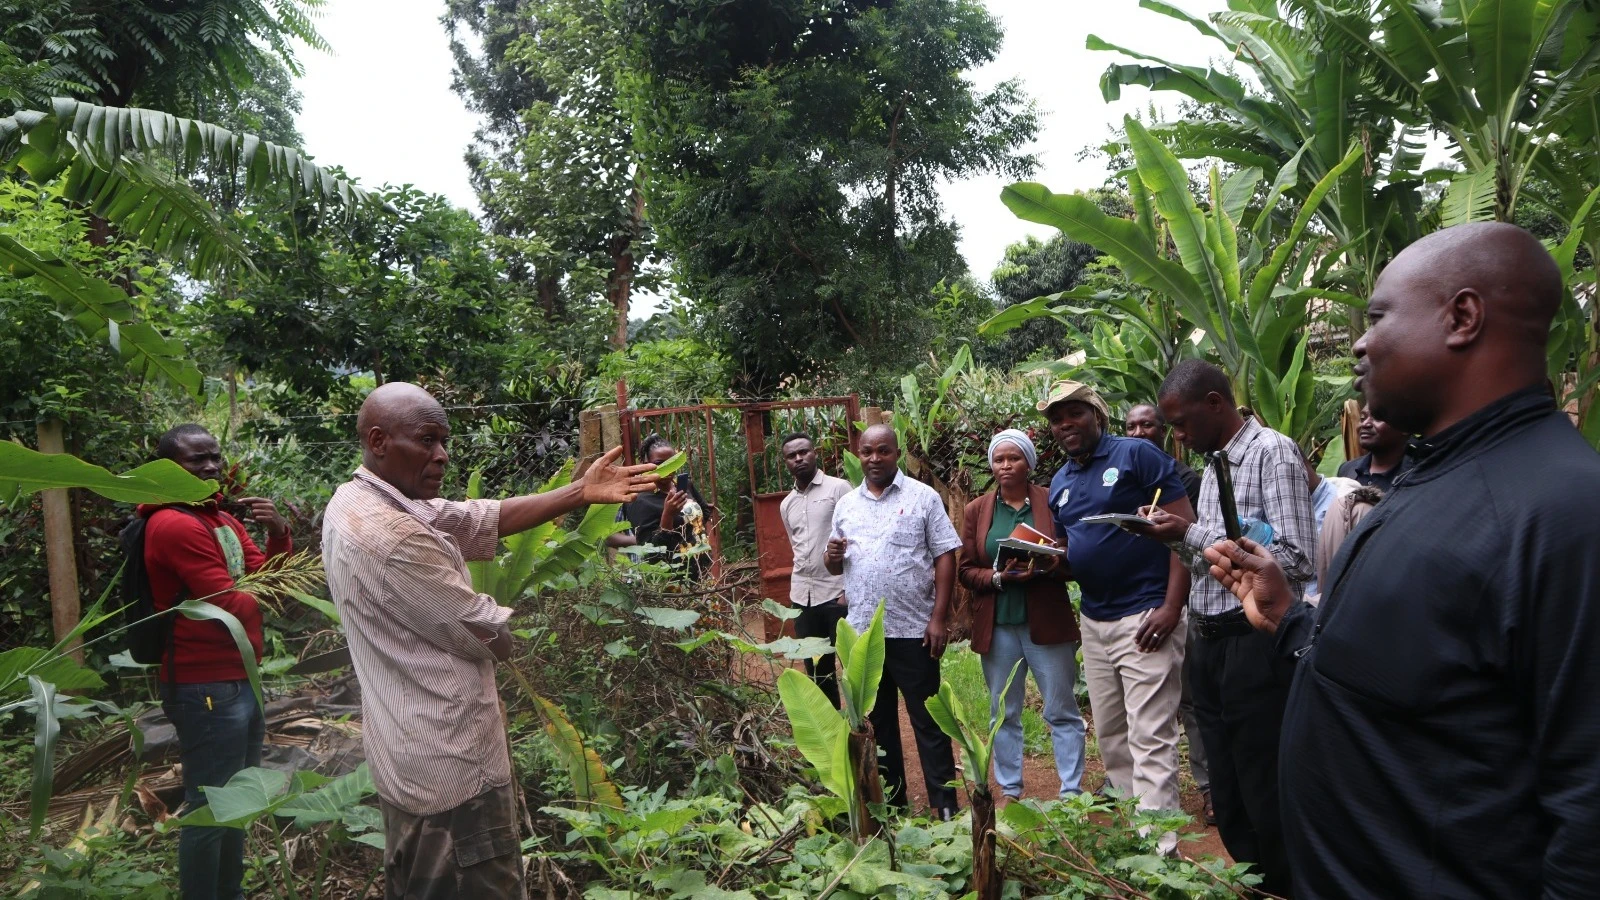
[992,570,1004,590]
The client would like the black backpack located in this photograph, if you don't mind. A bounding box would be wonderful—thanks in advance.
[119,507,201,666]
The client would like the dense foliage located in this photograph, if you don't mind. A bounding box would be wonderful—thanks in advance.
[3,0,1600,896]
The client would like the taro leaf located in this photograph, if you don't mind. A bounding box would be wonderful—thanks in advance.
[188,767,291,828]
[575,604,624,626]
[760,597,801,621]
[0,647,105,696]
[344,803,383,833]
[636,607,701,630]
[747,636,835,660]
[671,631,722,654]
[999,798,1049,834]
[108,650,154,669]
[278,762,377,827]
[353,831,386,849]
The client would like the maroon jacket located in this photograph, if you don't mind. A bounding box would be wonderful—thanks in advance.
[958,485,1080,654]
[136,497,291,683]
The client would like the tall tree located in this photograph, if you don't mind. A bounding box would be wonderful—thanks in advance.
[445,0,656,343]
[983,233,1102,366]
[617,0,1038,389]
[209,186,517,400]
[0,0,327,109]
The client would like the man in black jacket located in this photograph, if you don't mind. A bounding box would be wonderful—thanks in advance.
[1203,222,1600,898]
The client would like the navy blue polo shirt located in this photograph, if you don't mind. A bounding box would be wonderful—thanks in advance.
[1049,434,1186,622]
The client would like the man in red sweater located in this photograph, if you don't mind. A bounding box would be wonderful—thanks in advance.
[141,424,290,900]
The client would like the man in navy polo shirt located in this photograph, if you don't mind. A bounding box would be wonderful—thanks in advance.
[1042,380,1194,849]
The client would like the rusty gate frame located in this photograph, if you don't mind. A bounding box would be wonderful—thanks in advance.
[615,382,860,616]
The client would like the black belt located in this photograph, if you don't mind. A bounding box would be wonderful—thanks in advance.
[1192,608,1255,640]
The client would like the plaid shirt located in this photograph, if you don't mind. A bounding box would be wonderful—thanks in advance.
[1180,417,1317,616]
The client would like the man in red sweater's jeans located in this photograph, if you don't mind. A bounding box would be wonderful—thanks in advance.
[141,424,290,900]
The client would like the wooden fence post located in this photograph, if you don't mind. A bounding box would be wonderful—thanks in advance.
[576,404,622,479]
[37,418,82,662]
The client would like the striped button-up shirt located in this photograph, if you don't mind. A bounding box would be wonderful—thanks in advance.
[323,468,511,816]
[779,471,851,606]
[1179,417,1317,616]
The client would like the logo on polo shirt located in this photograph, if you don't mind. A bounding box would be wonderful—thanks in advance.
[1102,467,1120,488]
[1055,489,1070,509]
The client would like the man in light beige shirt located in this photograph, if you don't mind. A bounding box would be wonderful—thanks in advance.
[777,433,852,706]
[323,383,654,900]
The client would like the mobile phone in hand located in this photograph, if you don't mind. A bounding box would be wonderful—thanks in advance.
[1207,450,1244,542]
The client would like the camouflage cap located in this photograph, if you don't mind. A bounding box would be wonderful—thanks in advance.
[1037,380,1110,424]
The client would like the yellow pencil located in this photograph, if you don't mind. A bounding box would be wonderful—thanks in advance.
[1149,488,1162,516]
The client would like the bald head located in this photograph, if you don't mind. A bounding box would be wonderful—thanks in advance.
[357,382,445,445]
[860,423,898,448]
[1393,221,1560,337]
[358,382,451,499]
[1354,222,1561,436]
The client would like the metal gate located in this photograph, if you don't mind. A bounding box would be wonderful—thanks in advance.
[616,383,860,629]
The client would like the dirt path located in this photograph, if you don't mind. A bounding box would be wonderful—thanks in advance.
[892,702,1229,862]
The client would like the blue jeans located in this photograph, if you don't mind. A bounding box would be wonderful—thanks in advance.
[982,625,1086,798]
[161,680,264,900]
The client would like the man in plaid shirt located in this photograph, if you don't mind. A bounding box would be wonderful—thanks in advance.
[1132,359,1316,897]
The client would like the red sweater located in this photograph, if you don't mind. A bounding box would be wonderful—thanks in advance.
[137,498,291,683]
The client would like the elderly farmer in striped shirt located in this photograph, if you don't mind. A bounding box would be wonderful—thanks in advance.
[323,383,657,900]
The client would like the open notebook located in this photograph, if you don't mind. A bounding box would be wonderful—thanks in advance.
[995,522,1066,569]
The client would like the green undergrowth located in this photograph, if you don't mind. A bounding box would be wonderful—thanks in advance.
[537,778,1257,898]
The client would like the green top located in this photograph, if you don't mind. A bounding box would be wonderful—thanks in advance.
[984,495,1032,627]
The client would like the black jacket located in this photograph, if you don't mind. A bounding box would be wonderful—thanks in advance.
[1275,387,1600,898]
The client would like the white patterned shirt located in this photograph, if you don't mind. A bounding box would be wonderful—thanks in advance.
[323,468,511,816]
[831,470,962,639]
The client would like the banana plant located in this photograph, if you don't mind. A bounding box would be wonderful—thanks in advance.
[924,661,1022,900]
[1090,0,1427,296]
[1548,185,1600,447]
[463,452,688,604]
[778,604,887,842]
[990,117,1362,447]
[0,98,379,396]
[1310,0,1600,227]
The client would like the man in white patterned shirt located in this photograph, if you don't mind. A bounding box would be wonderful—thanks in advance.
[1132,360,1315,897]
[323,383,655,900]
[824,424,963,817]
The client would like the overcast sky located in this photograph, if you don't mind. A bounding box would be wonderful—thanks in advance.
[294,0,1230,314]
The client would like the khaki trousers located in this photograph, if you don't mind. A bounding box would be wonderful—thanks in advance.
[1081,609,1186,813]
